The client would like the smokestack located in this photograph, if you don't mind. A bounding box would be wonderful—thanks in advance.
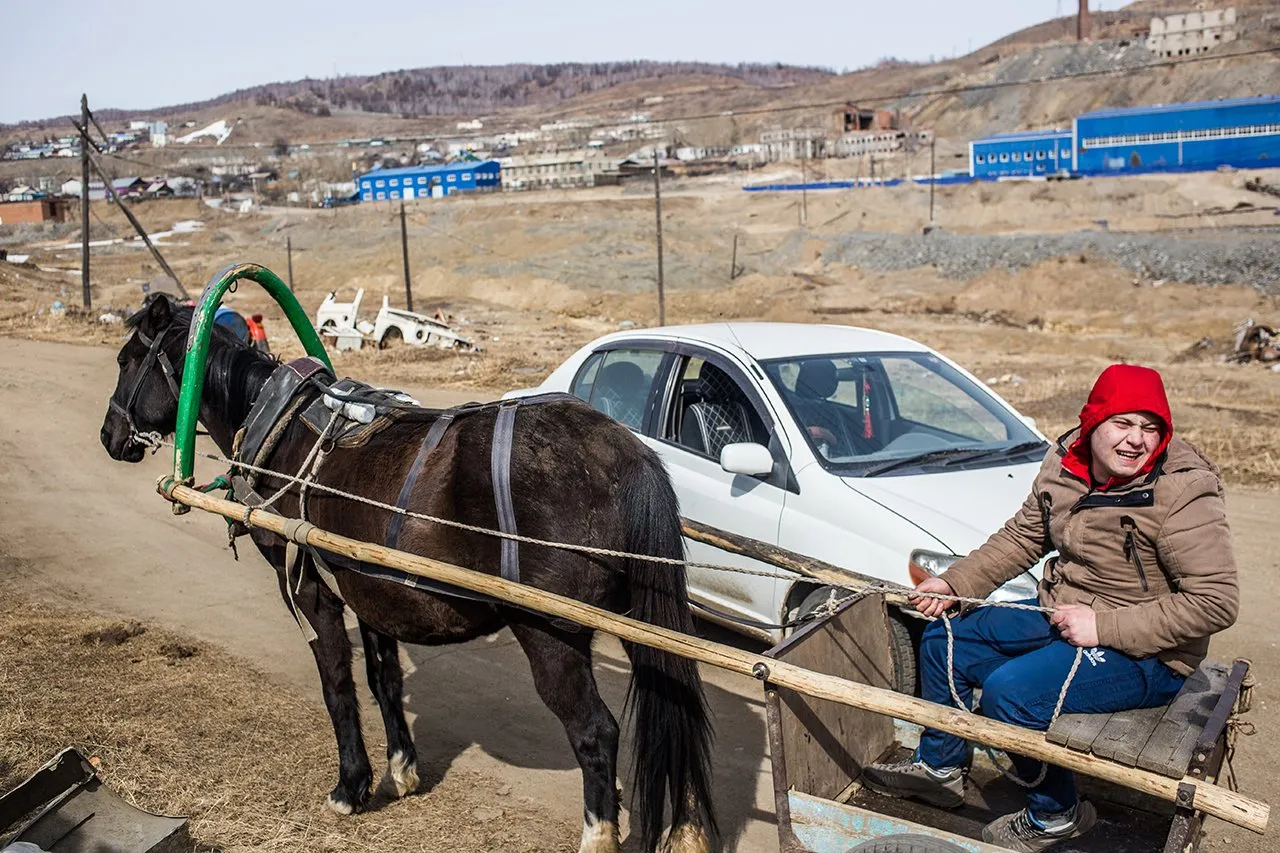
[1078,0,1091,40]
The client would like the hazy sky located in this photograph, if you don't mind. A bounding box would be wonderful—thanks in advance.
[3,0,1131,124]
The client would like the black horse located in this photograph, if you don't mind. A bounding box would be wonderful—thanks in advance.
[100,296,716,853]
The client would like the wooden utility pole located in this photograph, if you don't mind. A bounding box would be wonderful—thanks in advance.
[84,149,189,299]
[799,142,809,227]
[399,201,413,312]
[652,148,666,326]
[286,236,294,291]
[929,135,937,226]
[79,94,91,309]
[730,233,739,281]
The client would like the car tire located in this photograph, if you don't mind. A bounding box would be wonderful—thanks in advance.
[844,833,969,853]
[792,587,919,696]
[379,326,403,350]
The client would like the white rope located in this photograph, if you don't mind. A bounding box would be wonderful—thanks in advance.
[942,612,1084,788]
[139,428,1090,784]
[135,431,1050,613]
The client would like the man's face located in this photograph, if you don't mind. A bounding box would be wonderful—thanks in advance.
[1090,411,1163,483]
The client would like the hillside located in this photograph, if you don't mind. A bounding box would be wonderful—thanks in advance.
[3,1,1278,155]
[6,62,834,129]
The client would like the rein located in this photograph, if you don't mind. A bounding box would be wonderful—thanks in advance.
[110,326,181,438]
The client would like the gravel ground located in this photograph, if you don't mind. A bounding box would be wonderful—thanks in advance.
[825,228,1280,291]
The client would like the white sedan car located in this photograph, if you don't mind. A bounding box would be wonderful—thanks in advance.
[519,322,1046,692]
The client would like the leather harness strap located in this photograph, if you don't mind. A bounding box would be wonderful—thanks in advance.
[491,400,521,583]
[385,410,459,549]
[109,326,180,432]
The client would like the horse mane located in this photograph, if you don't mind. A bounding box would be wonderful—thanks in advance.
[138,299,283,431]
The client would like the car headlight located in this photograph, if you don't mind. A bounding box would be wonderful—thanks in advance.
[909,549,960,586]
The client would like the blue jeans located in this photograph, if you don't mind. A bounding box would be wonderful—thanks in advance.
[916,599,1185,818]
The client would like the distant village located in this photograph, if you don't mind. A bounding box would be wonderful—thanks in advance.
[0,100,933,223]
[2,5,1267,226]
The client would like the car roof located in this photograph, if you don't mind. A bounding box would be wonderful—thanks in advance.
[599,322,932,361]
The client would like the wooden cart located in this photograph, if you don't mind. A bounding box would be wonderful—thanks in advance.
[762,595,1253,853]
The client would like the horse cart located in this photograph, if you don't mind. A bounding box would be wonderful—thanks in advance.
[101,262,1267,853]
[761,594,1255,853]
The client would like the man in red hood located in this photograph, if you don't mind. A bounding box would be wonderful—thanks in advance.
[864,364,1238,852]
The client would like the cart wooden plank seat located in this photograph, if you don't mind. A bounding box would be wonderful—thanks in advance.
[1046,660,1246,779]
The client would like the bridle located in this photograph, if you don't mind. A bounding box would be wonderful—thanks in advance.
[109,325,181,438]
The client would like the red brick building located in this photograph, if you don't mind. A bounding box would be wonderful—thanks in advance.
[0,199,70,225]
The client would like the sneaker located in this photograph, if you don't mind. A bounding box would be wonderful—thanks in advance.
[861,757,966,809]
[981,801,1097,853]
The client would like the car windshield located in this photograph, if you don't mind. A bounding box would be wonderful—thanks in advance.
[761,351,1045,476]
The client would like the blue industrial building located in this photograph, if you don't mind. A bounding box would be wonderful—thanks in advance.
[1073,95,1280,176]
[968,95,1280,180]
[969,129,1073,179]
[358,160,501,202]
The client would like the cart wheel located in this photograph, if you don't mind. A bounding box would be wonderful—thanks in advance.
[845,832,970,853]
[379,327,404,350]
[792,587,919,696]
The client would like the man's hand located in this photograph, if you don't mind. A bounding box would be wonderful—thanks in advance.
[909,577,957,618]
[1050,604,1099,648]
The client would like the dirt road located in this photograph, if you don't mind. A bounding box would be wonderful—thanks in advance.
[1,335,1276,852]
[0,336,777,851]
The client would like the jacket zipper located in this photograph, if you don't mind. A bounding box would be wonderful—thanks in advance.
[1038,491,1054,552]
[1121,515,1149,592]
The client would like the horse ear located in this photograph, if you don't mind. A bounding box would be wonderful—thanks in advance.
[145,293,172,330]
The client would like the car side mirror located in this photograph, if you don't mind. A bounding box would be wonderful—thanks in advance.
[720,442,774,477]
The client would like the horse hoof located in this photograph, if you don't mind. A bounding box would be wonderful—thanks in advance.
[378,750,420,799]
[578,816,620,853]
[662,822,712,853]
[326,793,355,816]
[326,781,370,816]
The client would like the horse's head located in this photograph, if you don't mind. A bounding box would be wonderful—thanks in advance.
[101,295,184,462]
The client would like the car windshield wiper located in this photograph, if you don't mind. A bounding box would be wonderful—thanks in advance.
[954,440,1050,463]
[861,448,989,477]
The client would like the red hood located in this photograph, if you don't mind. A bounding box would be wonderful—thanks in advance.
[1062,364,1172,488]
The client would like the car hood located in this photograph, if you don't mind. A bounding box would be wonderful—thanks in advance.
[839,461,1042,555]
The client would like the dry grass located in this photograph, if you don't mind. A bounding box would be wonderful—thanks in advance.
[4,173,1279,488]
[0,592,575,852]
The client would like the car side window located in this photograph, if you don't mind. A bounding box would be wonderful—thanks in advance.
[572,348,663,430]
[667,357,769,458]
[570,352,604,401]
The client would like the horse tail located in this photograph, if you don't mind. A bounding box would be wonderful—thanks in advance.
[620,450,717,852]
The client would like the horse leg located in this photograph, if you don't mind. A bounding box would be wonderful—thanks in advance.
[358,620,420,799]
[286,560,373,814]
[509,618,621,853]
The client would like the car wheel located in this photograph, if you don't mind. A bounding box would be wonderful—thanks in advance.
[379,326,404,350]
[844,833,969,853]
[791,587,919,696]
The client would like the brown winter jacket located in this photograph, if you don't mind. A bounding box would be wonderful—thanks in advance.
[938,432,1239,676]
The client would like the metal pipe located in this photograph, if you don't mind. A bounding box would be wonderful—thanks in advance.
[172,263,331,486]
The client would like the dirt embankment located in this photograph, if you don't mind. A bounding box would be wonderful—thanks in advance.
[0,588,575,853]
[3,169,1279,486]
